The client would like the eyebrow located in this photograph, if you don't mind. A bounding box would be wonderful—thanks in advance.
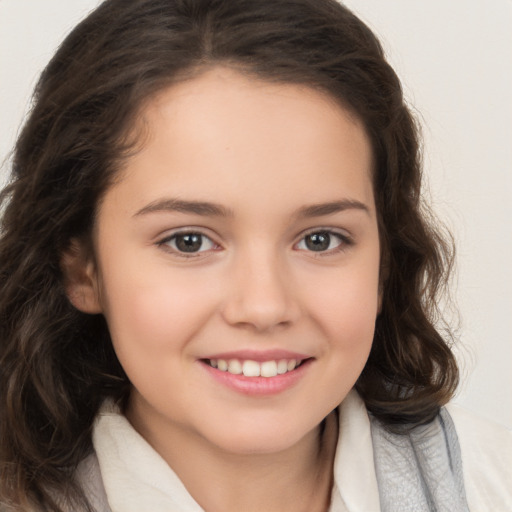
[295,199,370,218]
[134,197,369,218]
[134,198,234,217]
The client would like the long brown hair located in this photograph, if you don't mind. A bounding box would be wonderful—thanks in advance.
[0,0,458,509]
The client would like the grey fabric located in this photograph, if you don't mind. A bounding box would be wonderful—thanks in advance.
[369,408,469,512]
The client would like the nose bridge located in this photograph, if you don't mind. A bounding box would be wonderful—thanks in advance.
[222,241,298,331]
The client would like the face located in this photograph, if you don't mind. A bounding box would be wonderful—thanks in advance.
[72,67,381,456]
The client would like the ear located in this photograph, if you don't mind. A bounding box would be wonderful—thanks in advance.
[60,239,103,314]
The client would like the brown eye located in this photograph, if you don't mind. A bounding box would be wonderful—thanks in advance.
[296,230,348,253]
[175,233,203,252]
[161,232,216,254]
[304,232,331,251]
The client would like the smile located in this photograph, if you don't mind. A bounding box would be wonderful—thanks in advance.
[207,358,302,377]
[200,353,313,396]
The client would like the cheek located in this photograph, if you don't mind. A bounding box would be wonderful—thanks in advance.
[97,262,217,359]
[305,261,380,343]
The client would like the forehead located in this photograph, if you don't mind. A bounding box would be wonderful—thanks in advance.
[107,67,375,219]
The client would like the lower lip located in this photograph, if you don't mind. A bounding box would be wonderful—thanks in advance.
[200,359,313,396]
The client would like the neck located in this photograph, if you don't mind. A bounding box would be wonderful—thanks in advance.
[127,404,338,512]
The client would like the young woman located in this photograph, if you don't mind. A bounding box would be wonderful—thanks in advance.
[0,1,510,511]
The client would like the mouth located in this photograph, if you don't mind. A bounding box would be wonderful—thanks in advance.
[202,357,308,378]
[198,350,313,395]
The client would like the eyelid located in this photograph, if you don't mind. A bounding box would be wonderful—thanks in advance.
[293,227,354,253]
[154,226,353,257]
[156,227,222,257]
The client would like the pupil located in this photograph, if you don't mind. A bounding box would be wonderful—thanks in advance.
[176,233,202,252]
[305,232,330,251]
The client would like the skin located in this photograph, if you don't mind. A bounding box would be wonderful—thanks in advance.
[64,67,381,512]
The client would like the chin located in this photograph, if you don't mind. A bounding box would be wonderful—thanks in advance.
[200,416,320,456]
[215,433,307,456]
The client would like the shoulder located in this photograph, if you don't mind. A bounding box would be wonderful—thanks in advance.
[446,403,512,510]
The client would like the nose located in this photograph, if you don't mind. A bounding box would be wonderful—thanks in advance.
[221,249,300,333]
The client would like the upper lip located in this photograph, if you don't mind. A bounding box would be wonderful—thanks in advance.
[200,349,311,362]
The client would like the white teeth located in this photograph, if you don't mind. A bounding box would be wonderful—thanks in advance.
[260,360,278,377]
[242,360,261,377]
[209,358,303,377]
[228,359,242,374]
[277,360,288,374]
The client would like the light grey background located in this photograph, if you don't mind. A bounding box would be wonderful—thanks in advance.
[1,0,511,427]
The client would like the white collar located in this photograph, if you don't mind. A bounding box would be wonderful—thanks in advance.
[92,390,381,512]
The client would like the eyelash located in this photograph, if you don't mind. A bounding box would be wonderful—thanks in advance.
[157,230,220,258]
[156,228,353,258]
[294,229,353,255]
